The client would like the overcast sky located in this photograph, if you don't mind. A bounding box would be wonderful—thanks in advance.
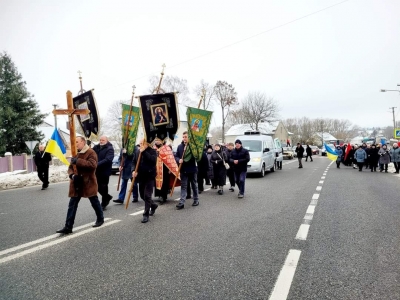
[1,0,400,130]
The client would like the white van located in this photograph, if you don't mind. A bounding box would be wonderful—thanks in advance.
[235,131,278,177]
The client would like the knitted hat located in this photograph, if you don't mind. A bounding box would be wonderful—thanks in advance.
[235,139,242,145]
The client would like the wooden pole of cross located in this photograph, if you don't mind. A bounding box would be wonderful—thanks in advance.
[52,91,90,167]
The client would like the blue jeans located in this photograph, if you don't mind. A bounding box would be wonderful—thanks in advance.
[179,172,199,204]
[65,196,104,229]
[118,178,138,200]
[234,171,247,195]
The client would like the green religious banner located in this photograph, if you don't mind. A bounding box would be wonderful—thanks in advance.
[186,107,213,161]
[121,104,140,155]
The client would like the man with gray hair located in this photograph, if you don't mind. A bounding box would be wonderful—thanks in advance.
[93,135,115,210]
[34,144,52,190]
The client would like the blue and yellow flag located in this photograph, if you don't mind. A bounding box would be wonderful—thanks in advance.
[187,107,213,162]
[121,104,140,155]
[45,128,69,166]
[324,143,338,161]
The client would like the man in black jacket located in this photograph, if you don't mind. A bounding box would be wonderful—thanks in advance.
[34,144,52,190]
[132,138,158,223]
[93,136,114,210]
[295,143,305,168]
[229,139,250,198]
[175,131,199,209]
[305,144,313,162]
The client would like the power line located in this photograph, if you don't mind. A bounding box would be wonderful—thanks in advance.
[99,0,350,93]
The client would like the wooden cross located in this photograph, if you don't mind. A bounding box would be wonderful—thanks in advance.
[52,90,90,157]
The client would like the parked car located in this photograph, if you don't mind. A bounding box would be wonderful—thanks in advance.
[310,146,320,155]
[283,147,294,159]
[111,155,120,175]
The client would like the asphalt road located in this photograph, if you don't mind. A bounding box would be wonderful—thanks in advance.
[0,157,399,300]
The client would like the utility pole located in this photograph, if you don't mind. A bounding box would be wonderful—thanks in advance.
[52,104,58,128]
[389,107,397,130]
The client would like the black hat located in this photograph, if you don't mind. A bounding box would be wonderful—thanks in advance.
[207,145,213,150]
[235,139,242,145]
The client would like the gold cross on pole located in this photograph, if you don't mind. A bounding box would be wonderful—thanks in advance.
[52,90,90,157]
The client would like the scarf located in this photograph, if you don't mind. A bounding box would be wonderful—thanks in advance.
[183,144,193,162]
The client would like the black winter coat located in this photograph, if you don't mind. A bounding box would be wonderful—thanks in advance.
[93,142,114,177]
[295,146,305,158]
[175,143,197,174]
[229,146,250,172]
[34,151,51,169]
[119,149,134,180]
[131,147,157,182]
[211,150,227,185]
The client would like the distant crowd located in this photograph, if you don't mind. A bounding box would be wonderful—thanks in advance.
[333,142,400,173]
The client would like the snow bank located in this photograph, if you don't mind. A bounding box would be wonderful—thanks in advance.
[0,165,69,190]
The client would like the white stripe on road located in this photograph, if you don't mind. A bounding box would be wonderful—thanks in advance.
[303,213,313,221]
[316,186,322,191]
[323,173,327,175]
[306,205,315,214]
[312,194,319,200]
[129,210,144,216]
[0,220,121,264]
[319,181,324,184]
[321,176,326,179]
[0,218,112,257]
[269,249,302,300]
[295,224,310,240]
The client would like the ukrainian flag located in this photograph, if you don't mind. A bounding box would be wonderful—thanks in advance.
[324,143,338,161]
[45,128,70,166]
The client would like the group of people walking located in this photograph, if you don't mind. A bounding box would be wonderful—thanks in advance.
[335,142,400,173]
[54,133,251,232]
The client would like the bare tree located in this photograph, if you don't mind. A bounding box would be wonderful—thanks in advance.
[102,99,131,148]
[214,81,238,143]
[226,109,248,128]
[209,126,223,144]
[193,80,215,110]
[148,75,194,106]
[240,91,279,130]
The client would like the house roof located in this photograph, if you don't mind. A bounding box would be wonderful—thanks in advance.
[314,132,337,141]
[225,122,279,136]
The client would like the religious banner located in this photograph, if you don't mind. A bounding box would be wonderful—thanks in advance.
[73,90,100,138]
[187,107,213,162]
[121,104,140,155]
[138,93,179,144]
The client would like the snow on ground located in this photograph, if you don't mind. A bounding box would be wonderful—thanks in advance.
[0,165,69,190]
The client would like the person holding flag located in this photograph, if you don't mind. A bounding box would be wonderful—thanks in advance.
[335,145,343,168]
[175,131,199,209]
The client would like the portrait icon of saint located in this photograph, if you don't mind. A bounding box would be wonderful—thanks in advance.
[191,119,201,132]
[124,115,134,127]
[153,106,168,125]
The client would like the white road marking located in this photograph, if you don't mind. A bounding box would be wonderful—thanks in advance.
[0,218,112,257]
[306,205,315,214]
[269,249,302,300]
[303,214,313,221]
[0,220,121,264]
[312,194,319,200]
[321,176,326,179]
[319,181,324,184]
[295,224,310,240]
[323,173,327,175]
[129,211,144,216]
[310,199,318,205]
[316,186,322,191]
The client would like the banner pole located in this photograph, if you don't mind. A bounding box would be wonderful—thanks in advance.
[155,64,166,94]
[117,85,136,191]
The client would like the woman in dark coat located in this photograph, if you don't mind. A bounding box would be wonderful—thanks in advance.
[367,144,379,172]
[210,144,227,195]
[206,145,215,189]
